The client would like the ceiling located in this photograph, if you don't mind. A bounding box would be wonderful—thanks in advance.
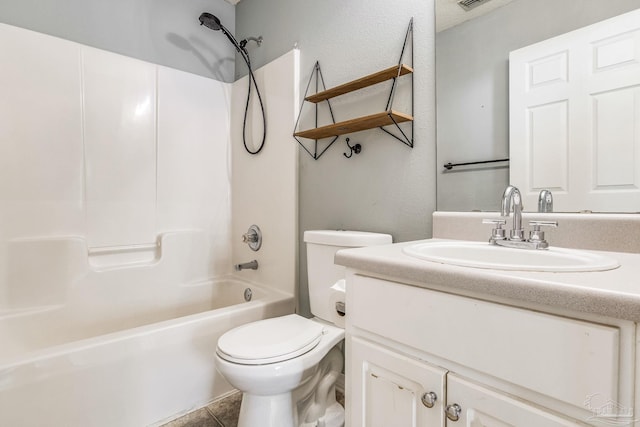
[436,0,515,32]
[226,0,515,32]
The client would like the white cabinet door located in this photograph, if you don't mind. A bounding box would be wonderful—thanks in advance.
[348,336,447,427]
[446,374,588,427]
[510,8,640,212]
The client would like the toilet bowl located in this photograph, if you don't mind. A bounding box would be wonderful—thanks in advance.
[215,230,392,427]
[215,314,344,427]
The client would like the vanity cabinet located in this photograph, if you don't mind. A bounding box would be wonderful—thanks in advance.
[346,273,636,427]
[349,336,446,427]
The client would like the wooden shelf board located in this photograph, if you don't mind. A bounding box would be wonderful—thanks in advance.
[294,110,413,140]
[305,64,413,103]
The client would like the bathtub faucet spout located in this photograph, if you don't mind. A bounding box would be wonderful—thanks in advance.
[235,260,258,271]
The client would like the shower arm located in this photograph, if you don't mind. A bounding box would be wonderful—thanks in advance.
[240,36,263,48]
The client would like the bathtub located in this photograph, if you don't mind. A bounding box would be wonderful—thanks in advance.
[0,277,294,427]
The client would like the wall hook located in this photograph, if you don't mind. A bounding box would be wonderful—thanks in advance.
[343,138,362,158]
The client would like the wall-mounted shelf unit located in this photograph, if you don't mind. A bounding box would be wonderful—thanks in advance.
[293,19,414,160]
[294,110,413,140]
[304,64,413,104]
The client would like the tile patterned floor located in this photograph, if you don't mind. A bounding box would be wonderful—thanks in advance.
[161,407,223,427]
[160,391,241,427]
[207,392,242,427]
[162,389,345,427]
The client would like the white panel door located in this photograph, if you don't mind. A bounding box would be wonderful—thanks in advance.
[348,336,446,427]
[510,8,640,212]
[446,375,588,427]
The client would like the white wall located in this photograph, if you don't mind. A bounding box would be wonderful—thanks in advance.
[0,24,233,309]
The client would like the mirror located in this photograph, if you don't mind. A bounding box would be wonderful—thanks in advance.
[435,0,640,212]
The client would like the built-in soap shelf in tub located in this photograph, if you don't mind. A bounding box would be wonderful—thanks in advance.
[88,240,162,269]
[0,230,212,310]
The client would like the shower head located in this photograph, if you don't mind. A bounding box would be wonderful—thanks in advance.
[199,12,248,56]
[198,13,222,31]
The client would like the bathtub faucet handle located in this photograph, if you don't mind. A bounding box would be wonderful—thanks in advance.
[242,225,262,251]
[242,233,257,243]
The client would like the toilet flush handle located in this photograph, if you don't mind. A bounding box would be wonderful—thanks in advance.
[335,301,346,317]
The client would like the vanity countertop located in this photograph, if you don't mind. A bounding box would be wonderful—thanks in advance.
[335,239,640,322]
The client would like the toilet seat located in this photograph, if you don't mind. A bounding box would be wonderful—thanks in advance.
[216,314,325,365]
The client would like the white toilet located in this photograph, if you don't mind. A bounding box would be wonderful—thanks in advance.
[215,230,392,427]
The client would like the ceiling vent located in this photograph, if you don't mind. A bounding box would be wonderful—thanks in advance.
[457,0,493,11]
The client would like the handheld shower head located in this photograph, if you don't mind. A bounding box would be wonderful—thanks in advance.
[199,12,247,56]
[198,11,267,155]
[198,13,222,31]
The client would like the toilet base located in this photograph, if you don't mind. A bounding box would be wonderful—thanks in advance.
[300,401,345,427]
[238,393,295,427]
[236,346,345,427]
[236,391,345,427]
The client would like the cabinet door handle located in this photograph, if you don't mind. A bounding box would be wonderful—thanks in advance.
[445,403,462,422]
[421,391,437,408]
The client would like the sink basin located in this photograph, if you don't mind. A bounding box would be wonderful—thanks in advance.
[402,241,620,272]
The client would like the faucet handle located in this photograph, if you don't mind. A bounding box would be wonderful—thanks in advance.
[528,220,558,245]
[483,219,507,243]
[242,225,262,251]
[529,220,558,229]
[483,218,506,225]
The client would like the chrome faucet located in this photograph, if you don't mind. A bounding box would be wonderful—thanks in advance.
[501,185,525,241]
[538,189,553,213]
[235,260,258,271]
[484,185,559,250]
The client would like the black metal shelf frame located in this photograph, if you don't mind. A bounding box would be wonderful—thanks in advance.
[293,18,414,160]
[294,62,339,160]
[381,18,414,149]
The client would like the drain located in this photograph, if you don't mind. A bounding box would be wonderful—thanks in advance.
[244,287,253,302]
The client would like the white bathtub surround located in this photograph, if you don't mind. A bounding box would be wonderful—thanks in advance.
[433,211,640,253]
[83,47,158,247]
[0,23,299,427]
[0,24,85,242]
[231,49,299,297]
[0,22,233,288]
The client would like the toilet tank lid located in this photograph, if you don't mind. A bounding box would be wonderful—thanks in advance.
[304,230,392,247]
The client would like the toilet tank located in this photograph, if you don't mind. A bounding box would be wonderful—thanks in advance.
[304,230,392,323]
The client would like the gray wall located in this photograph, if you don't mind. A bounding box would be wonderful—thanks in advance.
[436,0,640,212]
[236,0,436,316]
[0,0,237,82]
